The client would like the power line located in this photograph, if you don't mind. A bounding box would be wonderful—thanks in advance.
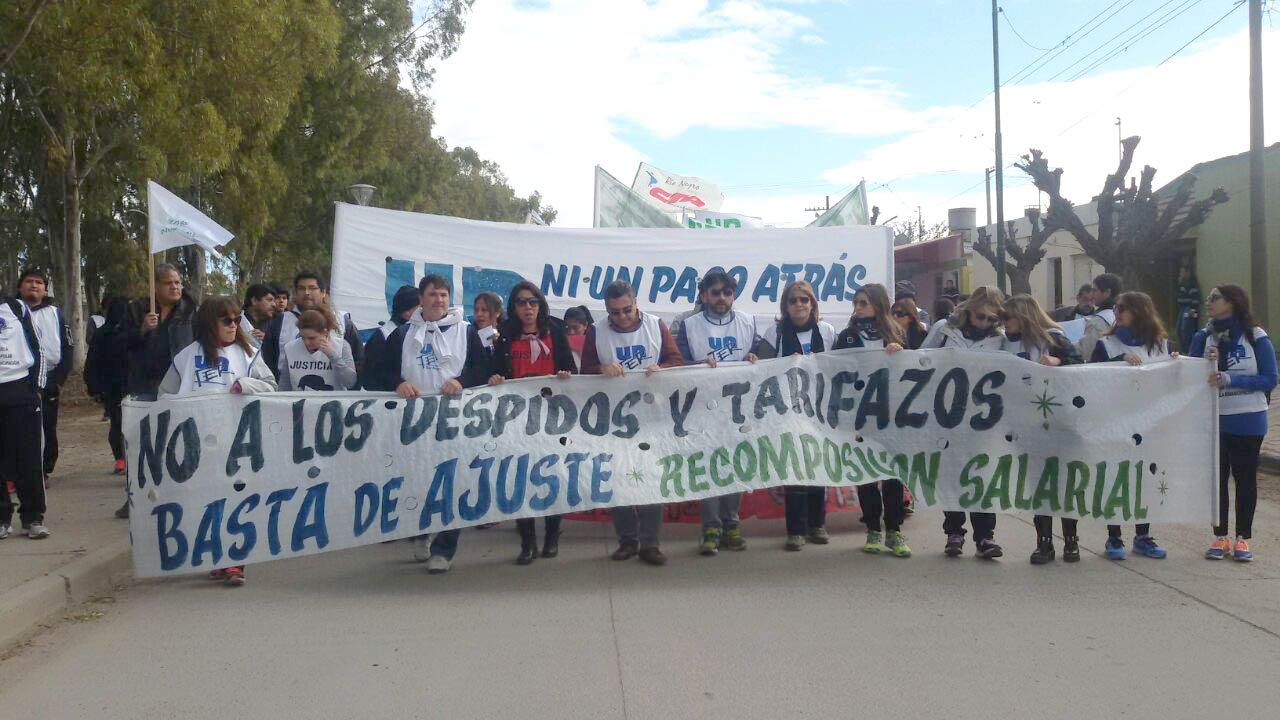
[1005,0,1140,86]
[1066,0,1207,82]
[1155,0,1245,66]
[1000,8,1056,51]
[1046,0,1187,82]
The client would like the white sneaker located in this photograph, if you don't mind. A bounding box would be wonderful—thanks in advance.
[411,534,432,562]
[0,523,10,539]
[426,554,452,574]
[26,523,50,539]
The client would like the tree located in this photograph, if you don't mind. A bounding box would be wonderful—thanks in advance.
[972,209,1052,296]
[889,219,949,245]
[1017,137,1228,289]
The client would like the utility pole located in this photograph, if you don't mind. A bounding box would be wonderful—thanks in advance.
[804,195,830,218]
[991,0,1007,293]
[1115,117,1122,163]
[1249,0,1267,326]
[984,167,994,227]
[917,206,923,238]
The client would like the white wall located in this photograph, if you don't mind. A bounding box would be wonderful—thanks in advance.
[966,203,1102,310]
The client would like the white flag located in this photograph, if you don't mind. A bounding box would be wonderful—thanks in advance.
[631,162,724,213]
[147,180,234,256]
[593,166,682,228]
[808,181,869,227]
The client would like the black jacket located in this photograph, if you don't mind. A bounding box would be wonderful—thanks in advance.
[263,308,365,384]
[126,294,197,397]
[365,320,489,392]
[493,324,577,379]
[85,299,130,396]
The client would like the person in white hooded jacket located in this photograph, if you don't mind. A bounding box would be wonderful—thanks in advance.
[370,274,489,574]
[158,297,277,586]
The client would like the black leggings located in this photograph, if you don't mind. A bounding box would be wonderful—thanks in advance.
[1217,433,1263,539]
[1034,516,1078,541]
[858,480,904,532]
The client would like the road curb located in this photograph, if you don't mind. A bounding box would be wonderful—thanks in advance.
[0,539,132,653]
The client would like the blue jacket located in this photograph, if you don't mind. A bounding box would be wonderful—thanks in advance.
[1189,319,1277,437]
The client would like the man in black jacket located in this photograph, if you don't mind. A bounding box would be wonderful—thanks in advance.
[263,271,363,385]
[1,294,50,539]
[85,297,131,476]
[17,269,71,476]
[359,285,418,391]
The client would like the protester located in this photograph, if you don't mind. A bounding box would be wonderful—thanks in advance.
[563,305,592,370]
[1090,291,1172,561]
[17,269,71,478]
[471,291,504,378]
[371,274,490,574]
[581,279,683,566]
[834,283,912,558]
[932,298,955,328]
[891,297,928,349]
[1190,285,1276,562]
[359,285,418,391]
[271,283,290,314]
[159,296,275,585]
[1078,273,1121,356]
[1052,284,1095,322]
[1176,267,1201,354]
[894,280,930,326]
[921,286,1006,559]
[942,278,961,303]
[263,271,363,386]
[675,271,757,556]
[84,297,130,475]
[487,281,576,564]
[277,309,358,391]
[241,283,276,345]
[755,280,836,551]
[1000,294,1084,564]
[0,292,49,540]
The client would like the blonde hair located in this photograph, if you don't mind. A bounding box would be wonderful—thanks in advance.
[1002,294,1059,354]
[777,280,820,326]
[952,285,1005,328]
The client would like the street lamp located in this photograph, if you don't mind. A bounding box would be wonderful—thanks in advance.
[348,184,376,206]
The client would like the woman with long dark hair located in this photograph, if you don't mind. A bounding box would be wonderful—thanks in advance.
[1090,291,1173,561]
[891,297,928,349]
[1000,294,1084,564]
[1190,285,1276,562]
[755,280,836,551]
[488,280,577,564]
[834,283,911,558]
[158,297,276,586]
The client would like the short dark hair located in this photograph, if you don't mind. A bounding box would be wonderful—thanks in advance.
[294,270,326,291]
[1077,283,1095,296]
[564,305,593,325]
[604,279,634,301]
[698,270,736,294]
[270,283,287,297]
[18,268,48,286]
[244,283,274,305]
[418,273,450,294]
[1093,273,1121,299]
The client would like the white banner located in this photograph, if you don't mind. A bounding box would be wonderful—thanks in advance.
[146,180,234,255]
[809,181,870,227]
[631,162,724,213]
[593,166,681,228]
[686,209,765,229]
[124,350,1217,577]
[330,204,894,331]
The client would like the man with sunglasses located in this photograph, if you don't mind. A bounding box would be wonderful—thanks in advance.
[676,271,758,556]
[581,279,683,566]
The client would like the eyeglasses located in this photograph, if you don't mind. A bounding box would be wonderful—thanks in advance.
[787,295,812,306]
[512,296,538,306]
[706,287,734,298]
[1207,291,1223,302]
[892,311,909,318]
[972,312,998,324]
[219,315,242,328]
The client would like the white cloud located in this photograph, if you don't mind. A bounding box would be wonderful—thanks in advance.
[798,33,826,45]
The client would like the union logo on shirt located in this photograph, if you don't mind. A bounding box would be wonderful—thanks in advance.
[615,345,650,370]
[193,355,230,387]
[1225,344,1251,368]
[707,336,739,362]
[417,343,441,369]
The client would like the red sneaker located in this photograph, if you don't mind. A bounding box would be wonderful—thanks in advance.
[223,567,245,586]
[209,568,228,580]
[113,459,125,475]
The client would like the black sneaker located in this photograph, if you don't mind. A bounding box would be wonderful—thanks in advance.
[638,547,667,566]
[977,539,1003,559]
[1063,537,1081,563]
[944,533,964,557]
[610,542,639,561]
[1030,541,1055,565]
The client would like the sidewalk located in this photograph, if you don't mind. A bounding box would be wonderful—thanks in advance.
[0,404,132,651]
[1261,398,1280,473]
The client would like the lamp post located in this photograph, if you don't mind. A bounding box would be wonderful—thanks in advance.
[348,184,377,206]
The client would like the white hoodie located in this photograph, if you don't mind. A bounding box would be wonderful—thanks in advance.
[399,307,470,395]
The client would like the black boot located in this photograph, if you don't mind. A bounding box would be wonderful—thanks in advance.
[114,501,129,519]
[517,537,538,565]
[1030,539,1055,565]
[1063,537,1081,563]
[541,530,561,558]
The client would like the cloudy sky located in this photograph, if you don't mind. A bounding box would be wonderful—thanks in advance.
[428,0,1277,228]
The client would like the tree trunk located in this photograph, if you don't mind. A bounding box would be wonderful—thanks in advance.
[1009,268,1033,297]
[60,122,87,372]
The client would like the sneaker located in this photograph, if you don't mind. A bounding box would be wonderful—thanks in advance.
[1105,537,1126,561]
[785,535,805,551]
[1063,537,1081,563]
[638,547,667,566]
[887,531,912,558]
[426,554,452,574]
[611,542,639,561]
[1132,535,1166,559]
[1232,538,1253,562]
[209,568,227,580]
[863,530,885,554]
[114,501,129,519]
[944,533,964,557]
[411,534,431,563]
[699,528,721,556]
[223,567,245,586]
[976,539,1003,559]
[0,523,10,540]
[1030,541,1055,565]
[722,527,747,551]
[806,527,830,545]
[25,523,50,539]
[113,459,125,475]
[1205,536,1230,560]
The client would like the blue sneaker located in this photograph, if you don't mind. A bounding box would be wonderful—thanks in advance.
[1232,539,1253,562]
[1132,535,1166,559]
[1105,537,1126,560]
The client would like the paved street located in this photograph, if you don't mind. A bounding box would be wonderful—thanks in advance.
[2,475,1279,719]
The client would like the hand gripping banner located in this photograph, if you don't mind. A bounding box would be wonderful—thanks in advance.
[124,350,1217,577]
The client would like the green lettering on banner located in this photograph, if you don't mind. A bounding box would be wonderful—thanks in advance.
[892,452,940,505]
[841,444,863,483]
[1134,460,1149,520]
[710,447,735,487]
[1031,457,1061,512]
[733,441,758,483]
[758,433,802,481]
[981,454,1013,510]
[852,447,881,479]
[1092,461,1108,518]
[687,451,710,493]
[1013,454,1032,510]
[821,439,842,483]
[658,454,684,498]
[958,454,988,507]
[1103,460,1132,521]
[1065,461,1089,516]
[799,434,821,481]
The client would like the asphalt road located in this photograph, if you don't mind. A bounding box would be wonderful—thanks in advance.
[2,502,1278,719]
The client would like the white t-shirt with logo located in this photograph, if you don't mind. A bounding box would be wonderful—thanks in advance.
[593,313,663,371]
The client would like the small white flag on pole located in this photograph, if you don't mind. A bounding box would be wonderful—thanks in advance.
[147,180,233,257]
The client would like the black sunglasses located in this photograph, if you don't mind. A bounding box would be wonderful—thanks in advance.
[512,296,539,306]
[219,315,242,328]
[972,312,998,323]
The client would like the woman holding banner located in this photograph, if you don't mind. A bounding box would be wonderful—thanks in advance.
[891,297,928,350]
[756,280,836,552]
[1190,285,1276,562]
[920,286,1007,560]
[159,297,277,586]
[999,294,1084,564]
[488,281,576,565]
[1089,291,1173,562]
[834,283,912,558]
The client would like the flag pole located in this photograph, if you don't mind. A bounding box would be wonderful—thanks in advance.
[149,253,155,315]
